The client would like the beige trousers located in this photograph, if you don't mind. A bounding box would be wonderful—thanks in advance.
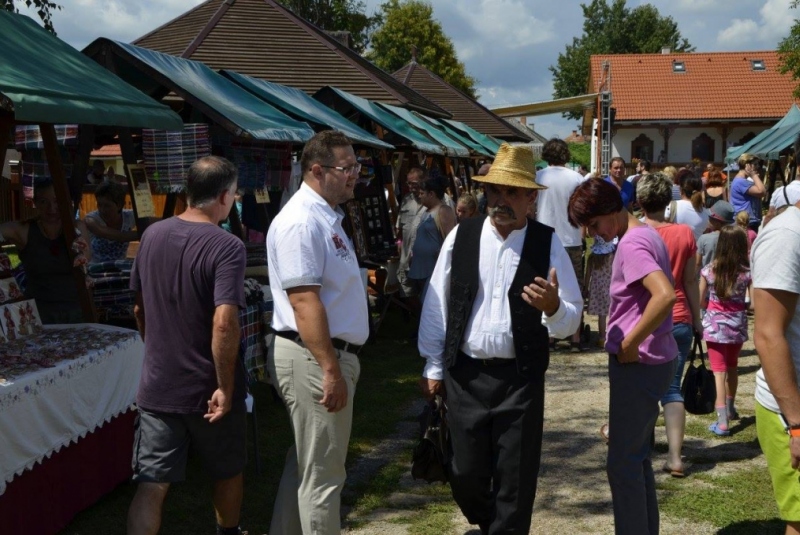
[267,335,360,535]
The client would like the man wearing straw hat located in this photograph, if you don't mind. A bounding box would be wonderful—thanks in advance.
[418,143,583,534]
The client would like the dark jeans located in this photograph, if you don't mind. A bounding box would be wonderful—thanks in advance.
[444,352,545,535]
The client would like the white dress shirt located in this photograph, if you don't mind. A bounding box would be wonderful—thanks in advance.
[418,217,583,380]
[267,182,369,345]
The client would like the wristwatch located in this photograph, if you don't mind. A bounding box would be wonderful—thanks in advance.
[783,417,800,437]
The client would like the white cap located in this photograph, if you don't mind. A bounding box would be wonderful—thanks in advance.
[772,181,800,210]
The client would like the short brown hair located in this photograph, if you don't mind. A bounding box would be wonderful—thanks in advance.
[542,138,570,165]
[568,178,623,227]
[300,130,353,175]
[95,179,127,208]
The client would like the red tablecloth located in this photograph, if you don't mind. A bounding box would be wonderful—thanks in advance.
[0,409,136,534]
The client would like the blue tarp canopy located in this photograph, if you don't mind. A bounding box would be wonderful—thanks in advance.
[313,86,448,155]
[726,105,800,162]
[377,103,470,157]
[413,114,494,157]
[83,39,315,143]
[0,11,181,129]
[220,70,393,150]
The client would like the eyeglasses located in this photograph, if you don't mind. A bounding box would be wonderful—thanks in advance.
[321,163,361,176]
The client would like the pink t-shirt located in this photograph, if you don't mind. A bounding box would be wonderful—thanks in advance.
[606,225,678,365]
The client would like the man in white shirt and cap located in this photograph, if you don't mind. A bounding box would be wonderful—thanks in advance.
[418,143,583,534]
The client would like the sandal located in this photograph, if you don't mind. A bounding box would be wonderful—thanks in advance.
[661,464,686,478]
[708,422,730,436]
[570,341,582,353]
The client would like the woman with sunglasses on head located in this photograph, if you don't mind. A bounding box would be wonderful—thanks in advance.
[0,178,90,324]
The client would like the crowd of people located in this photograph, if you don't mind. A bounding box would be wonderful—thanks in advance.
[4,130,800,535]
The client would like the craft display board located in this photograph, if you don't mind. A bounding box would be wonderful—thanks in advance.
[0,253,42,344]
[343,164,395,263]
[126,164,156,218]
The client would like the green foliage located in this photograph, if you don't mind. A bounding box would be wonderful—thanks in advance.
[568,142,591,168]
[366,0,477,98]
[778,1,800,99]
[278,0,380,53]
[550,0,693,119]
[2,0,60,34]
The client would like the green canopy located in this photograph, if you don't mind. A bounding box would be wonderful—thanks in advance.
[220,70,393,150]
[85,39,315,143]
[313,86,447,155]
[414,114,494,157]
[377,103,470,158]
[726,105,800,163]
[0,11,181,129]
[441,119,502,155]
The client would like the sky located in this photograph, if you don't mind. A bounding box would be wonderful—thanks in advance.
[16,0,799,139]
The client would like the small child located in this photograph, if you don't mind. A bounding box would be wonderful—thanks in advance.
[699,225,752,436]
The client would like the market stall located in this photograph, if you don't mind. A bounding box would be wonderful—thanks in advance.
[0,10,183,533]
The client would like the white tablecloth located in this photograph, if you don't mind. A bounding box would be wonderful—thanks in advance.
[0,324,144,495]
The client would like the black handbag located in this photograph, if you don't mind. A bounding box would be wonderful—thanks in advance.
[411,395,450,483]
[681,335,717,415]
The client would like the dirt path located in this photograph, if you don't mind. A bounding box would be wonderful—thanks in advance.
[345,316,763,534]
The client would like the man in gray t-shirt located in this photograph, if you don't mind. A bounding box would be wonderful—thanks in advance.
[127,156,247,535]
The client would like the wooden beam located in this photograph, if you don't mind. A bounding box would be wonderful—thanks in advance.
[40,123,97,323]
[0,119,11,176]
[72,124,94,205]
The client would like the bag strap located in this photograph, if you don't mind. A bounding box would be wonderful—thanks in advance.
[433,207,445,240]
[688,333,705,366]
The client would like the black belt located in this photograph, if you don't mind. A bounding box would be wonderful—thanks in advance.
[458,350,515,367]
[274,330,362,354]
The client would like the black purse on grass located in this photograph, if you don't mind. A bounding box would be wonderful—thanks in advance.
[681,335,716,415]
[411,395,450,483]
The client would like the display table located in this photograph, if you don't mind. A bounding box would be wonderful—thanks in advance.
[0,324,144,534]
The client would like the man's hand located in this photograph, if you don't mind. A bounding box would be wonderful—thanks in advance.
[320,371,348,413]
[791,437,800,470]
[204,388,232,423]
[419,377,443,401]
[616,338,640,364]
[522,267,560,316]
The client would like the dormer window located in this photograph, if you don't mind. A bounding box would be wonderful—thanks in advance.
[672,61,686,73]
[751,59,766,71]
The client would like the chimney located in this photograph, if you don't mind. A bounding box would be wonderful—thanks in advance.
[661,47,671,55]
[325,31,353,49]
[519,116,527,126]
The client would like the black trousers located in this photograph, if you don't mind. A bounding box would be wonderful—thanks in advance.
[444,352,545,535]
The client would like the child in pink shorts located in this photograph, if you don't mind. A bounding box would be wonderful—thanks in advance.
[699,225,752,436]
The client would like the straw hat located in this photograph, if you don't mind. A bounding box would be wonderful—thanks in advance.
[472,143,547,190]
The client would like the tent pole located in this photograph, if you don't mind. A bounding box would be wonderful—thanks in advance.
[40,123,97,323]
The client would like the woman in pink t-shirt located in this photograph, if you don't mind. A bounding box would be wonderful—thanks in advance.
[569,178,678,535]
[640,173,703,478]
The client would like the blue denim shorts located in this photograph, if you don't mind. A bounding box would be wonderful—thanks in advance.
[660,322,694,405]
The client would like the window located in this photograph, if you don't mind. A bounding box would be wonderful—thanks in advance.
[672,61,686,73]
[751,59,766,71]
[631,134,654,162]
[691,133,715,162]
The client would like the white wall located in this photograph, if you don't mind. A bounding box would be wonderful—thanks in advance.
[611,125,771,164]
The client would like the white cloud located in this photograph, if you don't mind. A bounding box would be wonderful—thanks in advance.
[717,18,760,46]
[760,0,794,37]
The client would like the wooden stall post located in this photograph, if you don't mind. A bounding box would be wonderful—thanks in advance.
[0,119,11,175]
[72,124,94,208]
[40,123,97,323]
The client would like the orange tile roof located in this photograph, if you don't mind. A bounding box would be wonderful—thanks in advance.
[90,144,121,157]
[589,51,800,122]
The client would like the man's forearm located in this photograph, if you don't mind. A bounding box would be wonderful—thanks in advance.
[211,314,240,393]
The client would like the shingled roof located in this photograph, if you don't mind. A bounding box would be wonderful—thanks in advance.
[133,0,450,118]
[589,51,799,122]
[393,60,532,142]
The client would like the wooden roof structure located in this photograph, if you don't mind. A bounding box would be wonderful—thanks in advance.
[132,0,451,119]
[393,60,533,142]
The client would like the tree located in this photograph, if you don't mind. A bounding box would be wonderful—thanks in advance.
[2,0,60,34]
[366,0,477,98]
[778,0,800,99]
[550,0,693,119]
[278,0,380,54]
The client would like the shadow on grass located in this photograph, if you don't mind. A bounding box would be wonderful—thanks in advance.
[59,308,422,535]
[716,518,784,534]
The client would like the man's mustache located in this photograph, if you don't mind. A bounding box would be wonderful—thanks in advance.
[488,205,516,219]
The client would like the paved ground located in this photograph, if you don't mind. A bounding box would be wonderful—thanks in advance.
[344,316,763,534]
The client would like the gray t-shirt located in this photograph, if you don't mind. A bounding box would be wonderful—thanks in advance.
[753,206,800,412]
[131,217,247,414]
[696,230,720,272]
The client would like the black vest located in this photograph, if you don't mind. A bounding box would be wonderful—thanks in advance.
[443,216,553,379]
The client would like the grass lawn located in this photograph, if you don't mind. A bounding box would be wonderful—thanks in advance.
[59,308,423,534]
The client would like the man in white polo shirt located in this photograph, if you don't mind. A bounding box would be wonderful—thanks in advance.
[266,130,369,535]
